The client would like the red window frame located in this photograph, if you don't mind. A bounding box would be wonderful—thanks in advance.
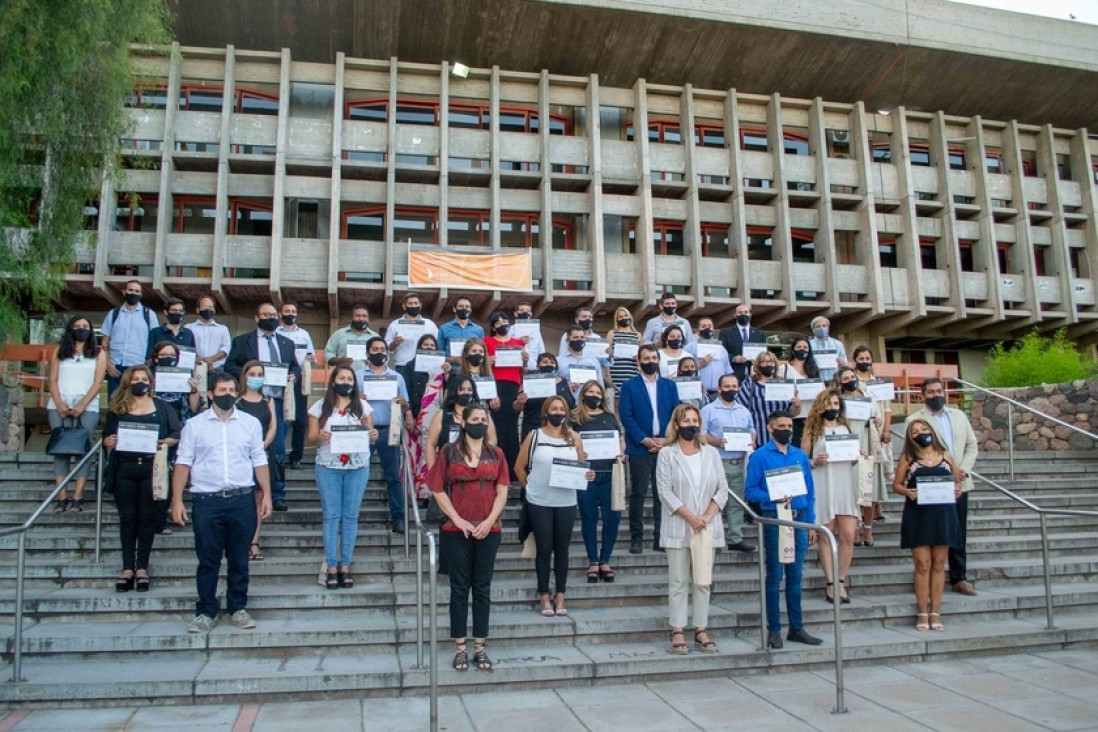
[343,98,571,135]
[168,196,272,235]
[341,206,574,249]
[128,85,279,114]
[739,127,810,154]
[114,194,159,231]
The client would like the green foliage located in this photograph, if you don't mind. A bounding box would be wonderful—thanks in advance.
[982,328,1097,388]
[0,0,172,342]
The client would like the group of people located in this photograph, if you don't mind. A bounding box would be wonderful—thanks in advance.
[43,284,978,653]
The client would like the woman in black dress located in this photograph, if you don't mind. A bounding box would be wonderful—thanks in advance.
[235,360,277,560]
[893,419,963,631]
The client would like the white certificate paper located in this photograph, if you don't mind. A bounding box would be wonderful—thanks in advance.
[843,396,873,422]
[360,375,398,401]
[580,430,620,461]
[765,466,808,501]
[916,475,956,505]
[176,346,197,371]
[824,433,860,463]
[664,358,681,378]
[549,458,589,491]
[583,338,609,361]
[448,339,468,358]
[395,319,425,343]
[568,366,598,385]
[866,379,896,402]
[764,379,795,402]
[795,379,826,403]
[612,341,639,360]
[116,421,159,454]
[695,340,725,361]
[494,346,525,369]
[329,425,371,454]
[154,366,191,394]
[261,362,289,387]
[675,377,704,402]
[511,319,540,341]
[472,376,498,401]
[723,427,753,452]
[742,343,768,361]
[345,341,370,361]
[522,373,558,399]
[293,345,308,367]
[414,349,446,373]
[815,349,839,367]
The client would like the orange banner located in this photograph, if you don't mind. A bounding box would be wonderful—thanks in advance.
[407,250,532,291]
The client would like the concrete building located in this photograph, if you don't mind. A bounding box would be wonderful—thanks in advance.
[60,0,1098,364]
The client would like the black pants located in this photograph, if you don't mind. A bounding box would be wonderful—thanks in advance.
[192,490,256,619]
[628,452,660,544]
[441,529,502,639]
[491,380,521,478]
[288,387,307,463]
[114,460,157,571]
[527,502,576,594]
[949,491,969,584]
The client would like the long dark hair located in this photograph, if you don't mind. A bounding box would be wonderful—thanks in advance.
[317,365,365,425]
[443,373,480,412]
[148,340,180,370]
[57,314,100,361]
[901,418,949,463]
[456,402,496,463]
[789,337,820,379]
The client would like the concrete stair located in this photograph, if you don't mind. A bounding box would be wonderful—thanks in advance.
[0,449,1097,707]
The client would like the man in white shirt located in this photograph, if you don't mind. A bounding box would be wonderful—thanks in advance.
[276,301,316,470]
[687,316,731,402]
[514,301,545,371]
[642,292,693,345]
[185,295,231,370]
[386,291,439,368]
[557,325,605,396]
[171,372,271,634]
[808,316,848,382]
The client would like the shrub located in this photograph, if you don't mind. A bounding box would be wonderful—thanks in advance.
[982,329,1096,388]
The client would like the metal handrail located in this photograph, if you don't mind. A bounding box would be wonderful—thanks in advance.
[2,439,104,682]
[725,489,847,715]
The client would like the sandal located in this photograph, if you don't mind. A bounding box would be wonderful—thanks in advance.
[115,571,134,593]
[156,527,173,536]
[135,571,151,593]
[554,593,567,616]
[599,564,615,583]
[539,596,555,617]
[839,579,851,604]
[452,642,469,671]
[824,582,835,604]
[472,640,493,671]
[68,499,83,513]
[915,612,930,631]
[929,612,944,631]
[326,570,340,590]
[694,628,717,653]
[53,498,69,514]
[249,543,264,561]
[862,528,875,547]
[670,629,688,655]
[339,567,354,589]
[587,564,600,584]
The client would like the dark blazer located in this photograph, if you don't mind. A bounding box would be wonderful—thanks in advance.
[618,374,678,455]
[720,325,767,383]
[224,330,302,385]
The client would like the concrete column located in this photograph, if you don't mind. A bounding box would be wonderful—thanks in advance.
[891,109,928,320]
[487,66,503,311]
[767,93,796,320]
[808,97,840,312]
[966,115,1004,321]
[151,43,182,304]
[928,111,967,321]
[382,57,398,318]
[1002,120,1040,324]
[681,84,704,312]
[538,70,555,303]
[586,73,605,310]
[268,47,290,306]
[434,61,451,315]
[845,102,885,329]
[723,89,750,323]
[93,174,120,307]
[327,52,346,321]
[1068,127,1098,340]
[633,79,656,309]
[1036,124,1076,325]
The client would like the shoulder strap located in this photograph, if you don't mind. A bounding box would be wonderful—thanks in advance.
[527,428,540,464]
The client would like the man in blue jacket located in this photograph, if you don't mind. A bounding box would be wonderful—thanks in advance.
[618,344,678,554]
[745,409,823,649]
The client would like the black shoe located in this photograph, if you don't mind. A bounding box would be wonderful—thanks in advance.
[727,541,757,553]
[652,539,664,553]
[787,628,823,645]
[767,632,783,649]
[629,541,642,555]
[272,500,288,512]
[392,522,405,534]
[288,460,301,470]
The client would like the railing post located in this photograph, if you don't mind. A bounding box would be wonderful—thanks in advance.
[824,527,846,714]
[403,440,411,559]
[13,532,27,682]
[1040,513,1055,630]
[1006,402,1014,481]
[94,446,104,562]
[415,525,425,667]
[756,523,768,652]
[428,532,439,732]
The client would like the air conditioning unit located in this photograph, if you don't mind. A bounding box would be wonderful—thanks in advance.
[828,130,850,145]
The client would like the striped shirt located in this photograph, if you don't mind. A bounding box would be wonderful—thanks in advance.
[735,378,793,448]
[608,331,639,388]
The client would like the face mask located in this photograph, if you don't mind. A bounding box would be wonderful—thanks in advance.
[640,361,659,375]
[405,306,422,318]
[351,320,369,332]
[841,380,860,393]
[760,365,776,377]
[582,395,603,409]
[792,349,809,361]
[771,428,793,445]
[662,305,676,316]
[515,312,531,320]
[72,328,92,342]
[667,339,684,350]
[719,389,738,403]
[367,353,388,367]
[823,408,840,421]
[124,293,141,306]
[617,318,631,328]
[212,393,236,410]
[678,425,700,441]
[466,353,485,367]
[925,395,946,412]
[735,314,751,326]
[464,422,489,440]
[246,377,265,391]
[569,340,585,353]
[578,319,593,331]
[333,383,354,397]
[130,382,151,397]
[546,413,566,427]
[199,308,215,321]
[455,308,471,321]
[258,317,279,332]
[679,370,696,378]
[914,433,934,448]
[494,324,510,336]
[856,362,873,373]
[539,364,556,374]
[157,357,176,368]
[455,393,473,406]
[167,313,184,325]
[281,314,296,326]
[813,327,828,340]
[699,328,713,340]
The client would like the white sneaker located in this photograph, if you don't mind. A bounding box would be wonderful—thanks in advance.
[230,609,256,629]
[187,615,216,633]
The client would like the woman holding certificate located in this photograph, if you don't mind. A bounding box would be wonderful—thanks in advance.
[516,353,575,442]
[102,365,181,592]
[484,311,527,475]
[148,340,201,423]
[235,361,278,560]
[402,333,443,505]
[778,337,820,447]
[801,389,860,604]
[834,367,882,547]
[893,420,963,631]
[735,351,798,449]
[514,396,593,618]
[657,324,688,378]
[606,307,640,389]
[425,375,498,468]
[852,345,894,533]
[655,403,728,654]
[306,366,377,589]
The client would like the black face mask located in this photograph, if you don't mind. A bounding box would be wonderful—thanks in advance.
[367,353,388,367]
[679,370,696,378]
[466,353,485,367]
[662,305,676,316]
[130,382,151,397]
[167,313,184,325]
[199,308,215,321]
[678,425,700,441]
[455,393,473,406]
[617,318,631,328]
[771,428,793,445]
[699,328,713,340]
[157,357,176,368]
[455,308,471,321]
[405,306,422,318]
[841,380,859,392]
[823,408,841,421]
[72,328,92,342]
[578,319,593,331]
[856,362,873,373]
[515,312,531,320]
[914,433,935,448]
[720,389,738,403]
[281,314,296,326]
[792,349,809,361]
[351,320,369,332]
[667,339,684,350]
[212,393,236,411]
[568,340,585,353]
[258,318,279,333]
[546,413,566,427]
[464,422,489,440]
[494,324,510,336]
[124,293,141,306]
[760,365,776,377]
[539,364,556,374]
[582,395,603,410]
[640,361,659,375]
[333,383,354,397]
[736,314,751,326]
[925,395,946,412]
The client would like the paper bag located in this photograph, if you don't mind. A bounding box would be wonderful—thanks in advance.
[194,361,208,391]
[777,503,796,564]
[152,445,170,500]
[388,398,402,446]
[283,388,296,422]
[857,455,876,507]
[302,359,312,396]
[689,524,715,586]
[521,534,537,559]
[611,459,626,512]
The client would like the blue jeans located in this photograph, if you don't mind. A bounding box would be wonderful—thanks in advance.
[374,431,404,525]
[191,491,256,619]
[270,397,287,502]
[577,470,621,564]
[762,515,809,633]
[315,465,368,567]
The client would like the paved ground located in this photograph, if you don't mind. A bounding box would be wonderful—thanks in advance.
[2,649,1097,731]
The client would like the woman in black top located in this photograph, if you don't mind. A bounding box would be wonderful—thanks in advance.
[235,360,277,560]
[400,333,440,422]
[515,353,575,442]
[425,374,498,468]
[570,380,626,583]
[102,365,180,593]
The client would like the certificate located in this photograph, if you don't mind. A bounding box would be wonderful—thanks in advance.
[471,376,498,401]
[764,466,808,501]
[814,349,839,367]
[723,427,753,452]
[675,377,704,402]
[583,338,609,361]
[843,396,873,422]
[116,421,159,454]
[360,374,399,401]
[329,425,371,454]
[824,433,860,463]
[612,341,639,360]
[794,379,826,403]
[414,349,446,373]
[494,346,525,369]
[568,366,598,385]
[511,319,540,341]
[447,424,461,443]
[916,475,956,505]
[345,340,370,361]
[154,366,191,394]
[694,340,725,361]
[522,373,558,399]
[764,379,795,402]
[549,458,589,491]
[292,344,308,367]
[260,362,288,387]
[866,379,896,402]
[176,346,197,371]
[394,319,426,344]
[448,339,468,358]
[742,343,769,361]
[580,430,620,461]
[664,358,681,378]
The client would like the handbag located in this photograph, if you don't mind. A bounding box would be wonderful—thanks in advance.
[856,454,876,507]
[152,445,171,500]
[46,417,91,457]
[611,459,626,512]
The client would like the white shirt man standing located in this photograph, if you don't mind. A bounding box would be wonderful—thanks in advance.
[186,295,231,371]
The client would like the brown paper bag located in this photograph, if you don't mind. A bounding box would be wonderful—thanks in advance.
[521,534,537,559]
[611,459,626,512]
[152,445,170,500]
[193,361,208,392]
[689,524,715,586]
[777,503,795,564]
[388,398,402,446]
[857,455,876,507]
[283,386,296,422]
[302,359,312,396]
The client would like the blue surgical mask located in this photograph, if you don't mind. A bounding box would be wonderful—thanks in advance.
[246,377,265,391]
[813,327,828,339]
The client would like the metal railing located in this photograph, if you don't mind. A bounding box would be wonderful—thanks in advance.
[1,440,104,683]
[726,490,848,715]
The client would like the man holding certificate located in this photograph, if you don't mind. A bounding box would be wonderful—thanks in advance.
[719,304,766,384]
[745,410,822,649]
[557,325,605,396]
[701,374,756,553]
[385,292,439,368]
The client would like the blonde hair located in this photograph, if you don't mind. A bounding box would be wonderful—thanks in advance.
[108,365,155,415]
[570,380,616,425]
[803,387,848,446]
[611,307,637,333]
[665,402,705,447]
[539,395,577,446]
[750,350,777,381]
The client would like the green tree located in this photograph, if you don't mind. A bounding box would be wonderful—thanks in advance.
[0,0,172,342]
[982,328,1097,388]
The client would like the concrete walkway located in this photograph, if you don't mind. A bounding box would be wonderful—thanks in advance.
[2,649,1097,731]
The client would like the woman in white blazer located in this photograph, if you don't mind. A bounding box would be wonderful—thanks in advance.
[656,402,729,655]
